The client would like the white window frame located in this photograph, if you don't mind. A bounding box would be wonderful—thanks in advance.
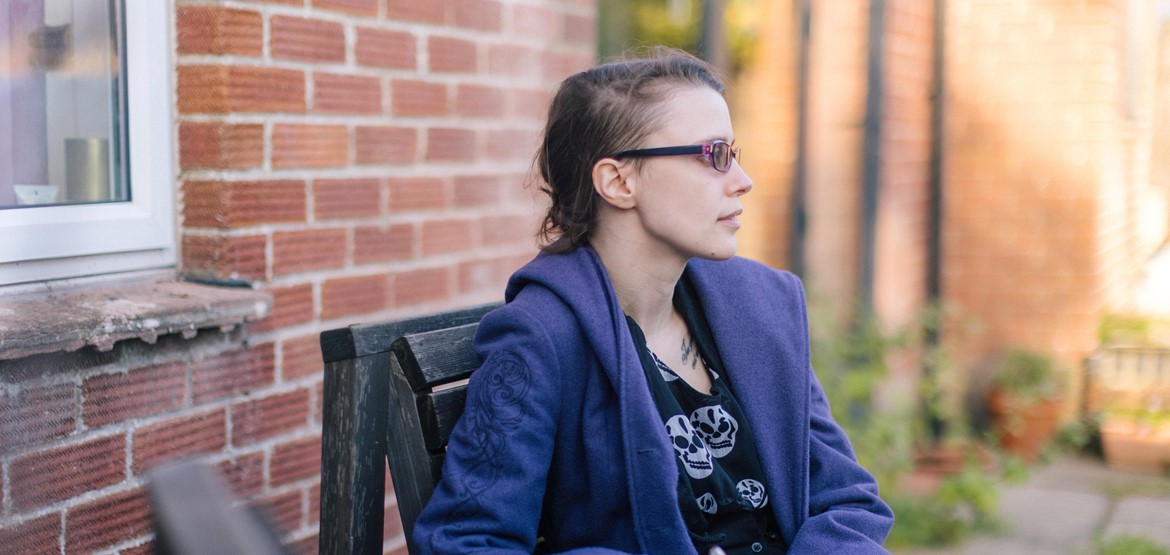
[0,1,175,287]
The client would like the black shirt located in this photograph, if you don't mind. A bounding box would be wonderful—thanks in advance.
[626,278,787,554]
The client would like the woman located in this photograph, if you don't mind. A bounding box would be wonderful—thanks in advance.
[413,48,893,554]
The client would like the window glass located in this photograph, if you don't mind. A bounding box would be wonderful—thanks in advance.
[1,0,127,209]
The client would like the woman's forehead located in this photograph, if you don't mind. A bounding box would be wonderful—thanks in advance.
[649,86,733,143]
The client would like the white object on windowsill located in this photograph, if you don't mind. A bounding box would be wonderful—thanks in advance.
[13,184,61,205]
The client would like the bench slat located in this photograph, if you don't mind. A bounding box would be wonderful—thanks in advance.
[393,323,481,392]
[420,387,469,451]
[321,303,498,362]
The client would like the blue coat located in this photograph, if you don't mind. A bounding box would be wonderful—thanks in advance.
[413,247,893,554]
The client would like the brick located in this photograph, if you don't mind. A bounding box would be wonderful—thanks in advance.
[544,49,590,81]
[121,540,154,555]
[270,436,322,487]
[0,381,75,452]
[486,128,538,162]
[452,0,502,31]
[177,6,263,56]
[392,80,447,117]
[422,219,474,255]
[387,0,446,24]
[281,333,325,380]
[291,534,319,555]
[271,16,344,63]
[356,27,416,70]
[426,127,476,161]
[354,224,414,264]
[511,4,559,42]
[393,266,450,307]
[313,0,378,16]
[456,84,505,118]
[252,283,314,333]
[272,124,349,169]
[272,229,347,276]
[218,452,266,497]
[180,233,267,281]
[0,513,60,555]
[453,174,501,207]
[322,274,390,319]
[65,487,151,553]
[177,65,305,114]
[314,380,325,425]
[183,180,307,228]
[10,434,126,511]
[563,13,596,45]
[232,389,312,446]
[190,344,276,404]
[510,87,552,120]
[179,122,264,170]
[458,258,498,295]
[314,178,381,219]
[314,73,382,114]
[254,489,303,536]
[482,214,531,246]
[82,363,185,428]
[356,126,417,165]
[132,409,227,472]
[488,44,541,78]
[308,482,322,526]
[389,177,446,212]
[428,36,477,73]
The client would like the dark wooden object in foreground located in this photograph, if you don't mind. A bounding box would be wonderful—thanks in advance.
[318,303,501,555]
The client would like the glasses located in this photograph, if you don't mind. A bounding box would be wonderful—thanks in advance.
[612,140,741,173]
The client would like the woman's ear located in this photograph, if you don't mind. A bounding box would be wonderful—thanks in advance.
[592,158,637,209]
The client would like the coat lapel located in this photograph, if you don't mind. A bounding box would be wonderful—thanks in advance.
[685,259,811,544]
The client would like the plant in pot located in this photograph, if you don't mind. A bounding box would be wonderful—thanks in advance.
[986,350,1068,462]
[1100,395,1170,473]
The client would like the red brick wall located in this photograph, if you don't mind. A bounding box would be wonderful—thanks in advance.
[942,0,1150,378]
[0,1,594,553]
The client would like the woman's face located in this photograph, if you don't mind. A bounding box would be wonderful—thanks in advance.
[629,85,753,262]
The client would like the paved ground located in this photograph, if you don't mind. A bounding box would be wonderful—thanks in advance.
[896,455,1170,554]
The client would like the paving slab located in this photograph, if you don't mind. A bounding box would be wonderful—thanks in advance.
[1101,497,1170,548]
[992,487,1110,553]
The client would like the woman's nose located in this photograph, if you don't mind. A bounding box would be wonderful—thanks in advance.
[730,162,753,196]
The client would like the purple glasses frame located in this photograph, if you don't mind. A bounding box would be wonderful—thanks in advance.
[612,140,741,173]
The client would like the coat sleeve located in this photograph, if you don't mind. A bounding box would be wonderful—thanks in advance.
[788,371,895,553]
[411,305,643,555]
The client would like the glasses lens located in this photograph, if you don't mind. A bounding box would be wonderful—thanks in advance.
[711,142,730,171]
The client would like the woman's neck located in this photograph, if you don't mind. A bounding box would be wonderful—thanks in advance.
[591,230,685,338]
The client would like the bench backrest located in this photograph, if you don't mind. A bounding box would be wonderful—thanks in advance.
[318,303,501,555]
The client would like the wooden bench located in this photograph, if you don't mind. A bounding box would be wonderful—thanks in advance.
[318,303,501,555]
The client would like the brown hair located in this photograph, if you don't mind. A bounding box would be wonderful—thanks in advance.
[536,47,725,253]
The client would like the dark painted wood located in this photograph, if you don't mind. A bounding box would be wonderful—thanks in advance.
[320,304,498,363]
[319,302,501,555]
[393,323,481,392]
[419,387,469,451]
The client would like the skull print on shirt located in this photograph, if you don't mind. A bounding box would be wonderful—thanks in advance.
[665,414,714,479]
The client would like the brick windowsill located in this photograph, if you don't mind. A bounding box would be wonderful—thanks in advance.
[0,281,272,361]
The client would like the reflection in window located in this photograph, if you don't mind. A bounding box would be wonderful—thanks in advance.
[1,0,127,209]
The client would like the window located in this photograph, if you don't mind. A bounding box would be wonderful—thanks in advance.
[0,0,174,287]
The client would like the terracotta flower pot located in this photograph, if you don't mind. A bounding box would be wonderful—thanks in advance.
[1100,418,1170,473]
[986,389,1063,462]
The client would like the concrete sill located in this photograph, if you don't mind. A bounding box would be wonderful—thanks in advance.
[0,281,272,361]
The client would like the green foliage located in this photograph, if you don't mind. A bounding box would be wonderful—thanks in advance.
[992,350,1067,402]
[598,0,760,77]
[1098,534,1169,555]
[884,468,1002,549]
[1099,313,1154,345]
[808,301,1008,549]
